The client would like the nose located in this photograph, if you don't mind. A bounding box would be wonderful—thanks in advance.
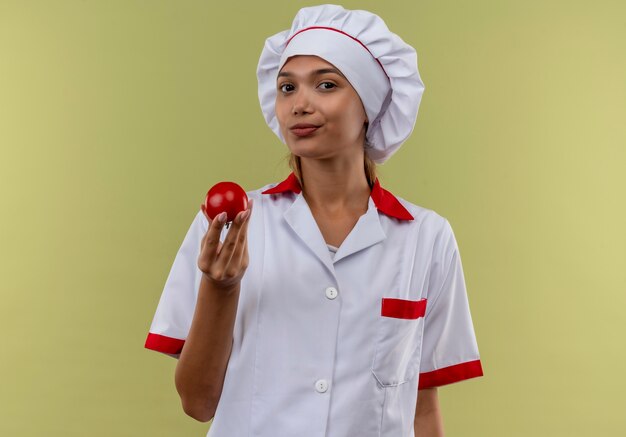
[292,88,313,115]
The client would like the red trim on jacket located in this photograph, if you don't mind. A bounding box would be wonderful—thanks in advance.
[144,332,185,355]
[381,298,427,319]
[261,172,414,221]
[418,359,484,389]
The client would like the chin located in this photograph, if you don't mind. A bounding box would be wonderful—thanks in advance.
[286,139,319,155]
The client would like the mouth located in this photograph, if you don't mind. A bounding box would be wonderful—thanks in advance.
[290,125,320,137]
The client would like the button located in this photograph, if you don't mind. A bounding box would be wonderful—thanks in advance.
[315,379,329,393]
[325,286,338,299]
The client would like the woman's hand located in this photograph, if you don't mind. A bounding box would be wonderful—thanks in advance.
[198,198,253,292]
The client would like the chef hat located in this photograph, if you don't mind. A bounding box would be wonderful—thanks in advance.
[257,4,425,164]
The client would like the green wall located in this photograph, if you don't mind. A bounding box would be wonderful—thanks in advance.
[1,1,624,435]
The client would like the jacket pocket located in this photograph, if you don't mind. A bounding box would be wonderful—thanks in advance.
[371,297,427,387]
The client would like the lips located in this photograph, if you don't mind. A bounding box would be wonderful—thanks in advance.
[291,127,318,136]
[290,124,320,137]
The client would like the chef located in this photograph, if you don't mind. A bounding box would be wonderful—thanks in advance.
[145,4,483,436]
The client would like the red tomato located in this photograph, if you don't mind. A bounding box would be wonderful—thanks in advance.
[204,181,248,223]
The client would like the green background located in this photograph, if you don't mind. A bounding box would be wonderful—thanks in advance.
[1,1,625,435]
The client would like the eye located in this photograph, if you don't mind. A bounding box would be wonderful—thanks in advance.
[318,82,336,90]
[278,83,294,93]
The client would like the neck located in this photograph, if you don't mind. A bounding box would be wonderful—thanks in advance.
[299,156,371,215]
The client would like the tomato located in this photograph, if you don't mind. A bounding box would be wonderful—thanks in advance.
[204,181,248,224]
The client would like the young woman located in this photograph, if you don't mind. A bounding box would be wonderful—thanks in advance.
[145,5,483,436]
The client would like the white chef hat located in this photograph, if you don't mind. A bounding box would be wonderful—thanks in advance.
[257,4,425,164]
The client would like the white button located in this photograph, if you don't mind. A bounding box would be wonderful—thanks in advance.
[315,379,329,393]
[325,286,338,299]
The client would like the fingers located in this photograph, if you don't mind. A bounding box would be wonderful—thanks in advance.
[198,204,228,270]
[214,199,253,273]
[227,202,253,276]
[237,199,253,269]
[235,219,250,271]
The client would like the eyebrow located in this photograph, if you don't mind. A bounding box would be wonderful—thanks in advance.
[277,68,346,79]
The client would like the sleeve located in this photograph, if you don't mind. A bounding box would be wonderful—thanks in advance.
[144,210,228,357]
[418,218,484,389]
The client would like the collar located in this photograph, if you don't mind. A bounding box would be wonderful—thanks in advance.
[262,172,414,221]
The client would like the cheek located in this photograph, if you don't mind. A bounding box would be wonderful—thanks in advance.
[274,99,282,120]
[274,100,287,128]
[334,100,366,132]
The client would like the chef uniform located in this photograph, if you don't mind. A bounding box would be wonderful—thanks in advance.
[145,5,483,437]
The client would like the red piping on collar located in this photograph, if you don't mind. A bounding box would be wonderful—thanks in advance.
[262,172,414,221]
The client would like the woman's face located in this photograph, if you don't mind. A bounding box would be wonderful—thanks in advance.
[275,55,368,161]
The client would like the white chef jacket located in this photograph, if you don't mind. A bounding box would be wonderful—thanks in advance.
[145,172,483,436]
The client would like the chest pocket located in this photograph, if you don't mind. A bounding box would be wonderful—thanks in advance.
[371,297,427,387]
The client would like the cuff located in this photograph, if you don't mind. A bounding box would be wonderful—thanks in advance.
[418,359,483,389]
[144,332,185,354]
